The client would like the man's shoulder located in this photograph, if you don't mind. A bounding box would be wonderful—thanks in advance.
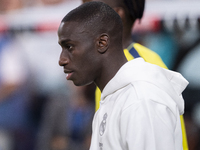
[118,81,175,114]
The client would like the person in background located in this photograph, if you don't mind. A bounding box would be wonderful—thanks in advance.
[0,33,29,150]
[0,0,23,14]
[35,82,95,150]
[82,0,189,149]
[0,0,35,149]
[57,2,188,149]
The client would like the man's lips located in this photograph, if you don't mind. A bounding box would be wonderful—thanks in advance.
[64,69,74,80]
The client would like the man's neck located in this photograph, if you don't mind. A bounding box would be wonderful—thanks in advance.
[122,26,133,49]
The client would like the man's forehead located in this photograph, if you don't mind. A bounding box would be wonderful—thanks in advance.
[58,21,85,35]
[58,21,92,42]
[59,22,77,32]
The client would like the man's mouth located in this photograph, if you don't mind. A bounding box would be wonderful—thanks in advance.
[66,72,74,80]
[64,70,73,80]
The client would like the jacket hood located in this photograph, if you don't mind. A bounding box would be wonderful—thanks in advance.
[101,58,189,115]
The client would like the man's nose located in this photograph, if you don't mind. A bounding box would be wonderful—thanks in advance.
[59,52,69,66]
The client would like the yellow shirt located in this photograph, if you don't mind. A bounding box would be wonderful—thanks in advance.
[95,43,188,150]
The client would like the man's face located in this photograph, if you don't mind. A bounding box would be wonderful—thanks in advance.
[58,22,100,86]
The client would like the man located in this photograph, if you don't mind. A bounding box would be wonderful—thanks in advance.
[58,2,188,150]
[82,0,167,111]
[82,1,188,150]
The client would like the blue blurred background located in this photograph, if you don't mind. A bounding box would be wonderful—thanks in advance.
[0,0,200,150]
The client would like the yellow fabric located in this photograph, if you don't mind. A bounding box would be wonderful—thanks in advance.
[95,43,188,150]
[134,43,168,69]
[180,115,189,150]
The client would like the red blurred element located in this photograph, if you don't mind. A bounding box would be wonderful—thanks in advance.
[152,18,161,32]
[133,14,161,33]
[36,21,60,32]
[0,18,8,33]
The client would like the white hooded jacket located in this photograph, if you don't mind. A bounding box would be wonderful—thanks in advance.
[89,58,189,150]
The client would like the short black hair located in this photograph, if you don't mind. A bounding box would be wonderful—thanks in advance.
[123,0,145,21]
[61,1,123,43]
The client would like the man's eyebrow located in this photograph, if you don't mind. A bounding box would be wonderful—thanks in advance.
[58,39,71,45]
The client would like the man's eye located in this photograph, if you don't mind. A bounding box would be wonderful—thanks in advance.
[67,45,72,49]
[65,45,73,51]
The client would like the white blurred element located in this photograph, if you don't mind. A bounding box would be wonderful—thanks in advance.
[134,0,200,32]
[0,38,27,85]
[6,0,82,95]
[18,32,67,93]
[1,0,81,31]
[145,1,200,18]
[0,130,14,150]
[177,44,200,88]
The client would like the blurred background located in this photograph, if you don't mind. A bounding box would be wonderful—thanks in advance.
[0,0,199,150]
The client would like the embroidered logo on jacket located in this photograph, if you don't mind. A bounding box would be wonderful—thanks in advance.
[99,113,107,136]
[99,142,103,150]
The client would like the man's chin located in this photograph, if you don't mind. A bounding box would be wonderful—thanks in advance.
[72,81,94,87]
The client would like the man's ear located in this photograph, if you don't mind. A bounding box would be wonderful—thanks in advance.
[96,33,109,54]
